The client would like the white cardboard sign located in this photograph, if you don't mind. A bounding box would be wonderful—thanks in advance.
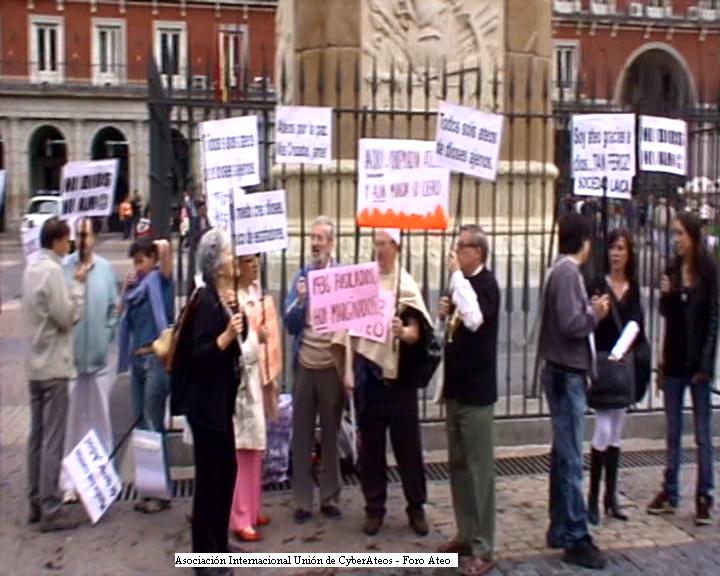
[435,101,504,181]
[60,159,118,218]
[640,115,687,176]
[276,106,333,165]
[22,226,41,264]
[572,113,635,199]
[233,189,289,255]
[62,429,122,524]
[357,138,450,230]
[200,115,261,228]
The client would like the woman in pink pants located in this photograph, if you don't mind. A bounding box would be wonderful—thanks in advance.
[230,254,271,542]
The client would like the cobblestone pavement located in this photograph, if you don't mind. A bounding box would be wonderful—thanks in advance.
[3,234,720,575]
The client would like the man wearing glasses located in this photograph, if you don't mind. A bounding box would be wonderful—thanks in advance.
[437,224,500,576]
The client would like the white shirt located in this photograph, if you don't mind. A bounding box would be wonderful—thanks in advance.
[449,265,484,333]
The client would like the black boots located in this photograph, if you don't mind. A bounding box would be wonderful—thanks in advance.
[604,446,628,521]
[587,448,604,526]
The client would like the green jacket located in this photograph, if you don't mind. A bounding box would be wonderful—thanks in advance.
[22,250,84,381]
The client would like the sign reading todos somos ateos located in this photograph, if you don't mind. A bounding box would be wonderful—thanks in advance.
[62,429,122,524]
[275,106,333,165]
[639,115,687,176]
[357,138,450,230]
[200,115,261,229]
[232,189,289,255]
[571,113,635,200]
[435,101,504,182]
[308,262,381,334]
[60,159,119,218]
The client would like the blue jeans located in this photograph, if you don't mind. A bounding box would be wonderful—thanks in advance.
[131,353,170,433]
[543,366,589,548]
[662,376,714,505]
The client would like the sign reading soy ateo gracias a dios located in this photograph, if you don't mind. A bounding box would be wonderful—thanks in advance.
[571,113,635,199]
[60,159,119,218]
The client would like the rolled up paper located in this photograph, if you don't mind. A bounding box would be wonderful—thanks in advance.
[610,321,640,360]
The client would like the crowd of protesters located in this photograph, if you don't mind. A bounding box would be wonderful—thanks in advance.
[21,198,718,575]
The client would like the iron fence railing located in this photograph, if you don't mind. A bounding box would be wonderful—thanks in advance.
[156,55,720,422]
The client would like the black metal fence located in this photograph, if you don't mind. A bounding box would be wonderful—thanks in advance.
[153,55,720,422]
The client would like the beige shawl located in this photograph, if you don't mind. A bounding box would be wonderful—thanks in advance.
[333,264,432,381]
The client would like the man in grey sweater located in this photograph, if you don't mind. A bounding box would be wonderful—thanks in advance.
[539,213,609,570]
[22,217,89,531]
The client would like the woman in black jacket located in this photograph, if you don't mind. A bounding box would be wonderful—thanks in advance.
[647,212,718,526]
[183,228,246,573]
[587,228,646,525]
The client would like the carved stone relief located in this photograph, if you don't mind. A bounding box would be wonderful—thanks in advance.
[363,0,504,109]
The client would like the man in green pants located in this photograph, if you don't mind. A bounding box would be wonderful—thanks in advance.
[437,224,500,576]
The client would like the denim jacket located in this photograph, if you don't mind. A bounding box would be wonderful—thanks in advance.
[284,261,341,365]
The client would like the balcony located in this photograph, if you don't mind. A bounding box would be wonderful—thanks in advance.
[554,0,582,14]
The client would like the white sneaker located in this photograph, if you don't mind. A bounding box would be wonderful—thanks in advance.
[62,490,79,504]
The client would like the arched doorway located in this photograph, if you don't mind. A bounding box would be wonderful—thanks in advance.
[91,126,129,231]
[29,125,67,196]
[618,46,695,197]
[618,46,695,114]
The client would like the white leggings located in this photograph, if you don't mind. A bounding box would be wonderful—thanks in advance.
[591,409,626,451]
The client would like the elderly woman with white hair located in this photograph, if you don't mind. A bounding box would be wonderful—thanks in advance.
[176,228,247,574]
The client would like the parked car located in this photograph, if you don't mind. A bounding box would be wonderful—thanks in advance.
[20,195,62,234]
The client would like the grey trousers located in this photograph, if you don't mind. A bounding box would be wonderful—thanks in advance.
[291,364,344,511]
[446,400,496,560]
[28,378,69,519]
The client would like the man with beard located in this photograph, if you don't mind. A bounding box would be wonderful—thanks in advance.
[284,216,347,524]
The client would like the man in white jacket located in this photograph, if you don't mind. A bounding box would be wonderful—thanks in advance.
[22,217,89,531]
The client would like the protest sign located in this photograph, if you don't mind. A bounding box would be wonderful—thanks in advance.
[276,106,333,165]
[245,295,283,386]
[62,429,122,524]
[357,139,450,230]
[308,262,381,333]
[200,115,260,228]
[640,115,687,176]
[572,113,635,199]
[349,290,395,344]
[435,101,504,181]
[22,226,41,264]
[233,190,289,255]
[60,159,118,218]
[132,429,171,500]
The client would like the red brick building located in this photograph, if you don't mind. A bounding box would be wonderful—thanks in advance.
[0,0,276,229]
[553,0,720,110]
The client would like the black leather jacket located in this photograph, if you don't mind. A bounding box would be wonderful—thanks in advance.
[661,255,719,379]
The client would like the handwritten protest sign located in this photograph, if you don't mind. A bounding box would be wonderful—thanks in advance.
[276,106,333,165]
[349,290,395,344]
[233,190,289,255]
[22,226,41,264]
[246,295,283,385]
[640,115,687,176]
[62,429,122,524]
[60,159,118,218]
[200,115,260,228]
[357,139,450,230]
[308,262,381,333]
[435,101,504,181]
[572,114,635,199]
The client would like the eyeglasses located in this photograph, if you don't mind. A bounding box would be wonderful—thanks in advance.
[456,241,479,250]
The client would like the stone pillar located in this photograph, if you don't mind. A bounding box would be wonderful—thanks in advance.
[276,0,557,278]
